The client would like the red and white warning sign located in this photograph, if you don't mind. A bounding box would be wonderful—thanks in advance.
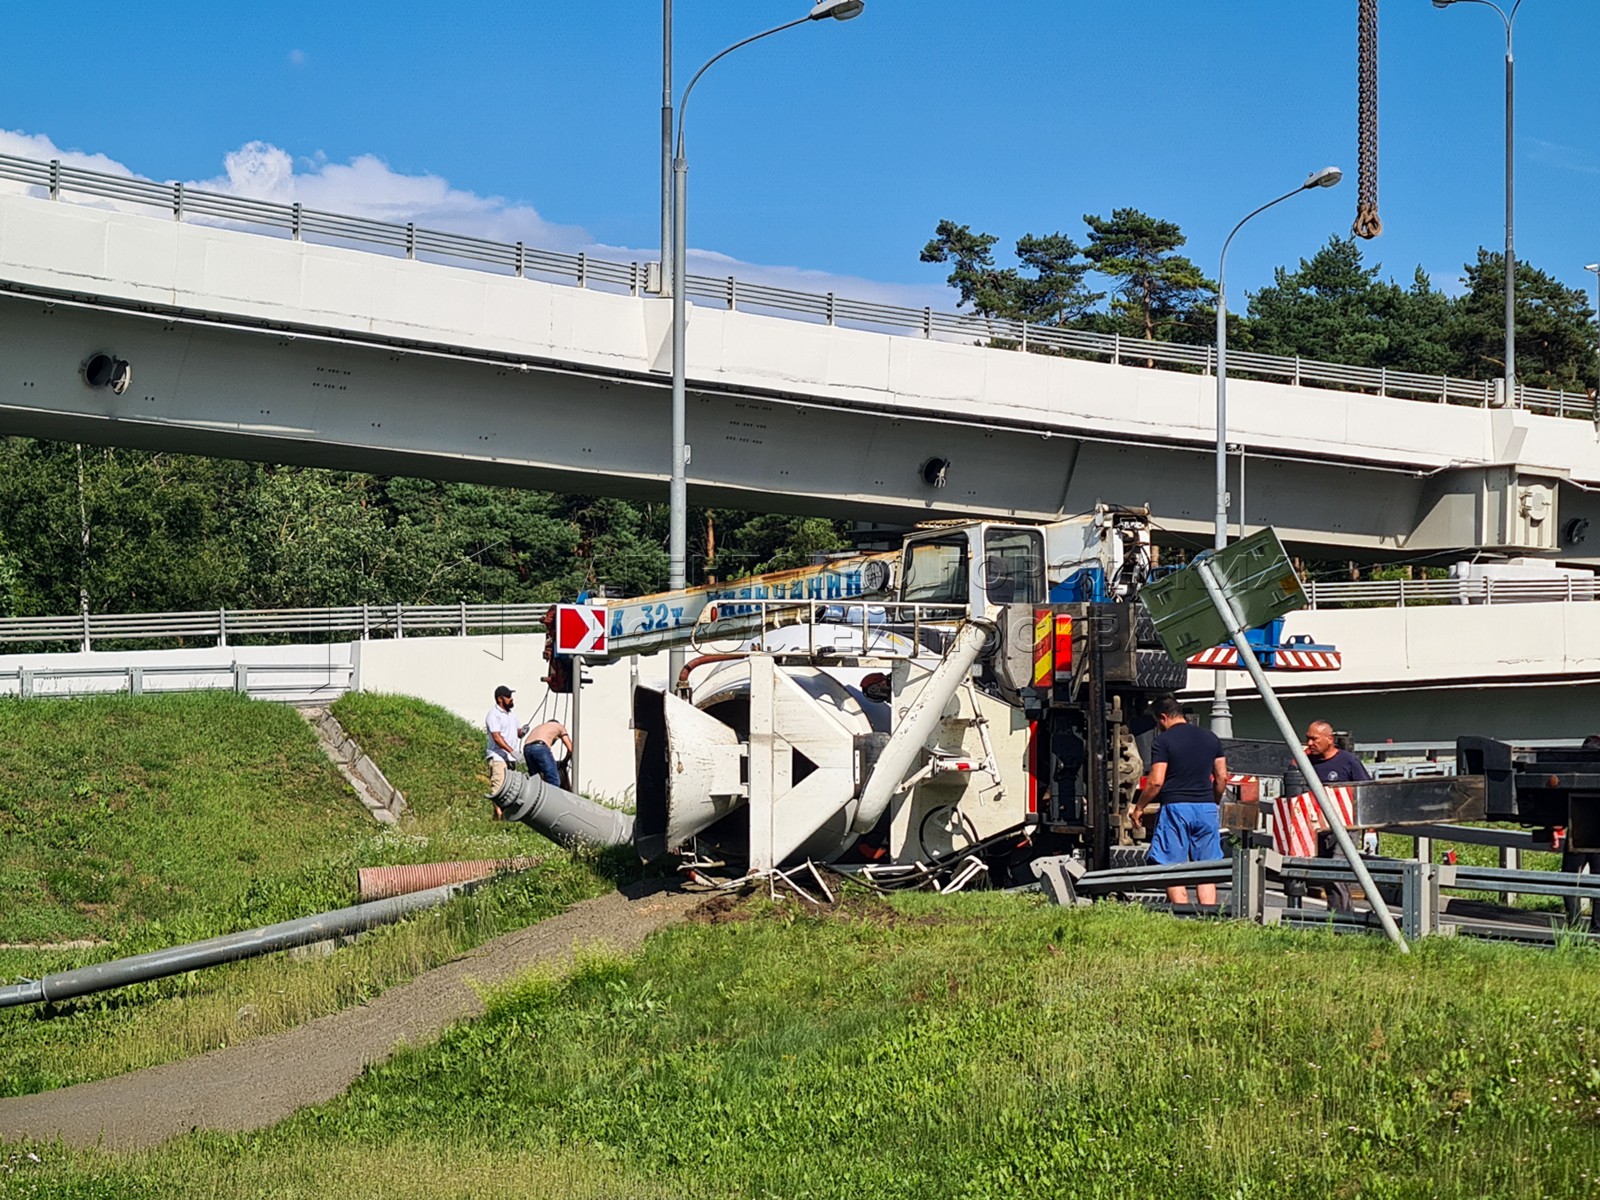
[553,603,608,657]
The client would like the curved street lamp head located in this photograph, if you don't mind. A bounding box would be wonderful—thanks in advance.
[1303,166,1343,190]
[1432,0,1456,8]
[1586,263,1600,273]
[810,0,864,19]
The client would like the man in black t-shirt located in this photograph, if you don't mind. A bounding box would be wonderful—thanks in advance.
[1133,697,1228,906]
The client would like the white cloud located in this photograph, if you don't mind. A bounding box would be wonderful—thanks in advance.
[0,128,954,312]
[1526,137,1600,177]
[0,128,137,179]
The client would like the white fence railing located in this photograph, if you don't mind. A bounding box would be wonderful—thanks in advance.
[1304,576,1598,608]
[0,661,354,702]
[3,150,1596,420]
[0,603,551,651]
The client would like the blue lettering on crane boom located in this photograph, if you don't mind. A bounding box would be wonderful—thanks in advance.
[602,559,881,651]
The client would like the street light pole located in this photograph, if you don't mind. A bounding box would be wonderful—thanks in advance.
[1586,263,1600,396]
[661,0,673,290]
[1434,0,1523,407]
[1211,166,1342,738]
[667,1,865,684]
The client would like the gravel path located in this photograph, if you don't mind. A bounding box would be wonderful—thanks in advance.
[0,882,697,1151]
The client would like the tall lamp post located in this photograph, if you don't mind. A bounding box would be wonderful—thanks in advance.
[1210,166,1342,738]
[667,0,865,683]
[1433,0,1524,408]
[1586,263,1600,399]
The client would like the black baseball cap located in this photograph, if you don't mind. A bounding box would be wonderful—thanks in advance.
[494,685,514,700]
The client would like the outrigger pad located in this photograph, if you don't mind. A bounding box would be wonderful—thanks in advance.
[1032,854,1087,906]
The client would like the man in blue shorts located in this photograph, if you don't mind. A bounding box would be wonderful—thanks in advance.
[1132,697,1228,906]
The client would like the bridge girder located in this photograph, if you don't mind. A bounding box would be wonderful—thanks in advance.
[1,290,1596,561]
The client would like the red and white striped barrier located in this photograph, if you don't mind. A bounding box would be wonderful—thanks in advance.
[1271,786,1356,858]
[1185,646,1342,671]
[1273,648,1342,670]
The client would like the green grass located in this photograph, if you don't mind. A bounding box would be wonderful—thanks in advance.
[0,692,361,944]
[12,895,1600,1199]
[0,691,611,1098]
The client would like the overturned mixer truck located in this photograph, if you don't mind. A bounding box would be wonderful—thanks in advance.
[492,505,1194,884]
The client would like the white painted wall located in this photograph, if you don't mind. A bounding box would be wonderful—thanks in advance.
[1190,601,1600,696]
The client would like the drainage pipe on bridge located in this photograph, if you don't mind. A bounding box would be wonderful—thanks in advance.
[0,881,468,1010]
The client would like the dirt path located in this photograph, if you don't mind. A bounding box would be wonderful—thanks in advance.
[0,882,697,1152]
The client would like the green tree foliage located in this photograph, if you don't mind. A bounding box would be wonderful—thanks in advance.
[919,220,1100,325]
[920,218,1597,395]
[1241,237,1453,374]
[706,512,850,579]
[1449,250,1597,391]
[1080,208,1214,342]
[0,439,843,616]
[0,440,250,614]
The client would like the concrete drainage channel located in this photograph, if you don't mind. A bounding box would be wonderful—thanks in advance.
[299,707,406,824]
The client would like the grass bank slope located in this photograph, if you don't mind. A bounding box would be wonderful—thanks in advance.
[18,895,1600,1200]
[0,691,608,1098]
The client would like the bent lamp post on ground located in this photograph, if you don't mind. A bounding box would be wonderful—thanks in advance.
[667,0,865,683]
[1433,0,1524,408]
[1210,166,1342,738]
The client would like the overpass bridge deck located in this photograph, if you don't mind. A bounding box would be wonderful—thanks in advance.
[2,150,1592,420]
[2,151,1599,558]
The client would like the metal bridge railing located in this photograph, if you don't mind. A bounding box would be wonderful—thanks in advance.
[1304,575,1598,608]
[0,602,552,652]
[3,150,1597,420]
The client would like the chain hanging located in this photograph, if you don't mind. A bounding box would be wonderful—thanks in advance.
[1352,0,1383,239]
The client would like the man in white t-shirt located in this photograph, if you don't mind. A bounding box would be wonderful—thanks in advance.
[484,684,524,797]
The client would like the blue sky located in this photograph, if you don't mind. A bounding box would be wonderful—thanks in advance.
[4,1,1599,312]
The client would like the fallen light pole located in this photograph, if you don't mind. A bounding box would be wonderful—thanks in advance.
[0,881,471,1010]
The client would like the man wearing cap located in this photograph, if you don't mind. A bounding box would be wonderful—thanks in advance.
[485,685,523,796]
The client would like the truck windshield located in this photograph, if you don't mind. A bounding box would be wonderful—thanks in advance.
[900,537,968,605]
[982,528,1045,605]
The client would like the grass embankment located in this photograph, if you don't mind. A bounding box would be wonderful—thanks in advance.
[0,691,610,1098]
[12,895,1600,1200]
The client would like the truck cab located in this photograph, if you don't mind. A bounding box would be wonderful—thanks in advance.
[897,507,1152,622]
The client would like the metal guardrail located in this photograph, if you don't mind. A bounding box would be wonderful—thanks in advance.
[1305,576,1598,608]
[0,661,353,702]
[2,150,1596,420]
[0,602,551,651]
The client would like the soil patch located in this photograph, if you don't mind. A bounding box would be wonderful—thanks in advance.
[686,878,947,929]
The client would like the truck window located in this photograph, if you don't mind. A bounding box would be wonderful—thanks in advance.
[982,528,1045,605]
[900,537,968,605]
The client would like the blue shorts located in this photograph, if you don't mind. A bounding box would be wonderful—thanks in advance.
[1148,802,1222,865]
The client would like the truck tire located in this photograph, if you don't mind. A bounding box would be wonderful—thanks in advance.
[1108,845,1150,871]
[1135,650,1188,691]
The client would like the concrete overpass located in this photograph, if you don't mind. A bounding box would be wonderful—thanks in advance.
[1,152,1599,560]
